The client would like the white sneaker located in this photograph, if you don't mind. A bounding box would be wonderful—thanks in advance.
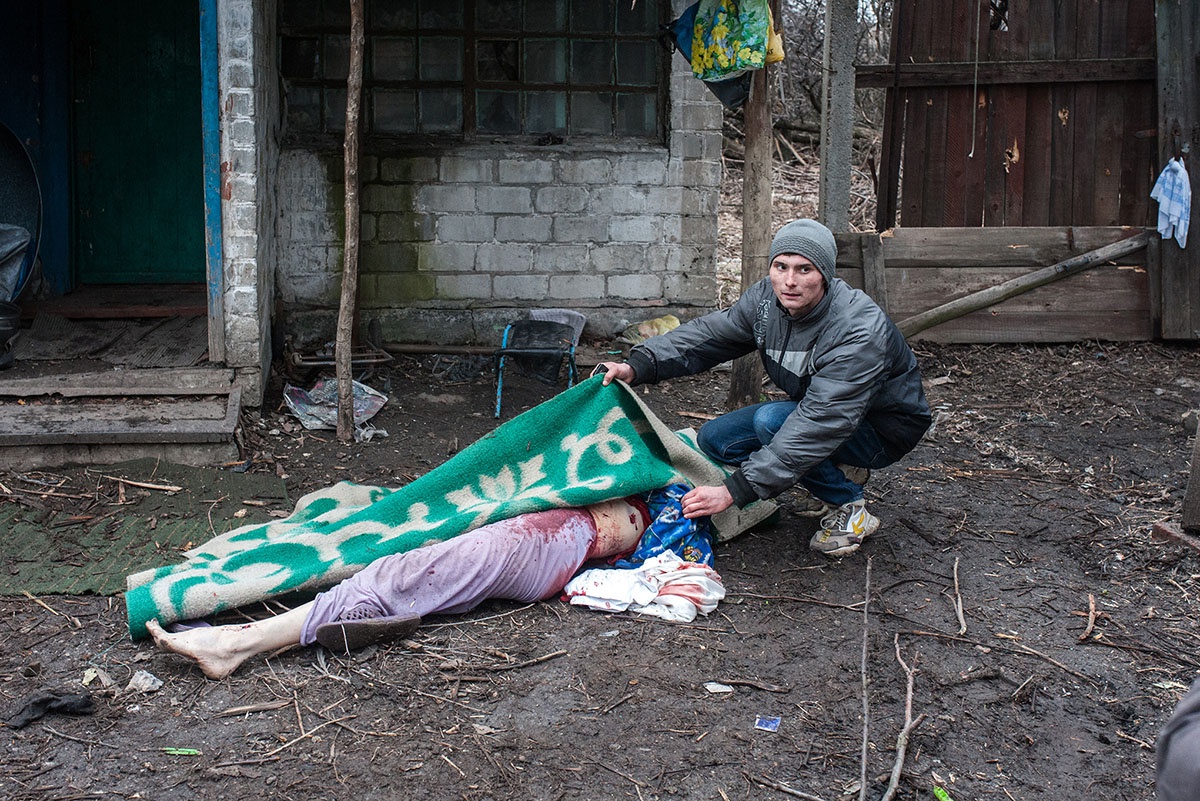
[809,501,880,557]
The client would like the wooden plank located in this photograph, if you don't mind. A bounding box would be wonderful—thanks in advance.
[887,263,1151,314]
[1049,82,1076,224]
[854,57,1156,88]
[868,0,902,230]
[0,368,234,398]
[1093,83,1126,225]
[907,309,1153,342]
[937,0,975,225]
[901,0,935,225]
[1119,89,1157,224]
[861,233,888,313]
[834,226,1145,268]
[0,392,239,445]
[896,231,1151,336]
[1022,85,1053,225]
[1156,0,1200,340]
[942,86,973,225]
[924,88,950,227]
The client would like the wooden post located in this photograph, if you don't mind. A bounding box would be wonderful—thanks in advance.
[861,232,888,312]
[725,64,772,411]
[336,0,365,442]
[1155,0,1200,340]
[818,0,858,231]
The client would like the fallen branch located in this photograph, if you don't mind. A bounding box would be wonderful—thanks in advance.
[260,715,356,759]
[715,678,788,693]
[596,760,649,788]
[952,557,967,635]
[859,557,872,801]
[901,628,1095,684]
[1078,594,1097,642]
[880,635,927,801]
[21,591,81,628]
[98,474,183,492]
[485,649,567,672]
[743,772,829,801]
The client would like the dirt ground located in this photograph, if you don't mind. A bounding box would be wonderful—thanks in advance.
[2,338,1199,801]
[3,156,1200,800]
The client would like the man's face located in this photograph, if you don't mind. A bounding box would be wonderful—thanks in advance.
[769,253,826,317]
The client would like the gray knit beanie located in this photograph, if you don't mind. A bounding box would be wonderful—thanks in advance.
[769,219,837,285]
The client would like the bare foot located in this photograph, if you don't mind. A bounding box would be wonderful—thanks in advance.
[146,619,257,680]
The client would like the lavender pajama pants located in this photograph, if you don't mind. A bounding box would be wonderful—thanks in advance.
[299,508,597,645]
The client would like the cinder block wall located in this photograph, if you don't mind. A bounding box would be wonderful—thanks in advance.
[275,26,723,349]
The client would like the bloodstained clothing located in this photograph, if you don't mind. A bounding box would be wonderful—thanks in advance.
[299,508,596,645]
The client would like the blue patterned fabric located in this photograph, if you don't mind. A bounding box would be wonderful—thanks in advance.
[616,484,714,568]
[1151,157,1191,248]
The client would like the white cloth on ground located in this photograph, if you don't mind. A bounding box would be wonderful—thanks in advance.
[563,551,725,623]
[1151,157,1191,248]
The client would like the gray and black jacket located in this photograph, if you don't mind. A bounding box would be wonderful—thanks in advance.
[625,277,932,508]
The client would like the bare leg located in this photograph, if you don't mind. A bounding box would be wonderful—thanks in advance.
[146,603,312,679]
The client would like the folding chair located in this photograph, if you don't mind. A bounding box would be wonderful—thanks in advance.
[494,310,585,418]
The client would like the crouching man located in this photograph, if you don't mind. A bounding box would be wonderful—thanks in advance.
[597,219,931,557]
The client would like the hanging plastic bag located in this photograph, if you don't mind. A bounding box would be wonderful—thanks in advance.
[665,1,754,109]
[691,0,771,82]
[766,6,785,64]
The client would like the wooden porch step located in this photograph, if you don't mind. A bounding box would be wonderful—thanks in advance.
[0,368,241,469]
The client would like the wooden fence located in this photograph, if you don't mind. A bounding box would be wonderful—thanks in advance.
[835,226,1152,342]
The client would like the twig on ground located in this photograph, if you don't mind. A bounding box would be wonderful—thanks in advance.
[880,635,927,801]
[952,557,967,635]
[743,771,828,801]
[859,557,872,801]
[260,715,356,759]
[485,649,567,672]
[21,591,82,628]
[596,759,649,788]
[1079,594,1097,642]
[900,628,1095,684]
[42,725,117,749]
[602,692,635,714]
[98,474,183,492]
[714,678,788,693]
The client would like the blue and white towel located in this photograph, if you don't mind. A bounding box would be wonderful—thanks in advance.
[1151,157,1191,248]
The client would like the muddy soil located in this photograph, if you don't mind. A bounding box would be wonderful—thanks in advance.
[2,338,1199,801]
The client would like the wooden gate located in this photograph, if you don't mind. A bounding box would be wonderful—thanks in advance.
[859,0,1157,230]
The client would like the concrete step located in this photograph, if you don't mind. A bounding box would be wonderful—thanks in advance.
[0,368,241,469]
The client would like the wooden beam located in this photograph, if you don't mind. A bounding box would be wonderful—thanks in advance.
[897,231,1150,338]
[856,58,1156,89]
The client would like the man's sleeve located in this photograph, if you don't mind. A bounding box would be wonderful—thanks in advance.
[731,325,890,504]
[625,291,760,385]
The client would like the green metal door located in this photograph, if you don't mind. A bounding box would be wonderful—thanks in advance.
[71,1,205,284]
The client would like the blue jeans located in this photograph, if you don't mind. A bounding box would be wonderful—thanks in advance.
[696,401,895,506]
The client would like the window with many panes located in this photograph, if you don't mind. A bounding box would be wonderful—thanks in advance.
[280,0,666,142]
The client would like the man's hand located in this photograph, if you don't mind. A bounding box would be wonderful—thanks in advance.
[593,362,634,386]
[681,484,734,519]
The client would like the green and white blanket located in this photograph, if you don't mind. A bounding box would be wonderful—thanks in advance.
[125,378,774,639]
